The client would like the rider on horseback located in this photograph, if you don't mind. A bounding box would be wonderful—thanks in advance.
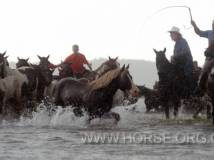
[169,26,193,84]
[191,19,214,94]
[64,44,92,78]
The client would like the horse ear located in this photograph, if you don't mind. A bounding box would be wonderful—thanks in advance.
[153,49,158,54]
[5,56,8,59]
[47,55,50,60]
[109,56,112,60]
[121,64,125,71]
[126,64,130,70]
[114,57,118,61]
[163,48,166,53]
[2,51,6,57]
[26,58,29,62]
[17,57,20,61]
[37,55,42,60]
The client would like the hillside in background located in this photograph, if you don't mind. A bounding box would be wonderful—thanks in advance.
[10,58,158,88]
[91,58,158,87]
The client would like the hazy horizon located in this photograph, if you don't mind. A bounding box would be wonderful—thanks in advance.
[0,0,213,66]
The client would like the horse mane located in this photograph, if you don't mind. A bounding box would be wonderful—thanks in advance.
[89,68,121,91]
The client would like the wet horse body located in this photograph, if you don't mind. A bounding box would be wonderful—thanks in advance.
[54,65,139,122]
[206,43,214,124]
[0,53,29,114]
[16,56,53,104]
[154,48,183,119]
[45,57,120,101]
[138,85,161,112]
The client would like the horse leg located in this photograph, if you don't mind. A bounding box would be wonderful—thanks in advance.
[207,103,212,120]
[73,107,83,117]
[173,99,180,118]
[164,102,170,119]
[2,98,7,115]
[193,103,202,119]
[212,101,214,124]
[101,112,120,124]
[110,112,120,124]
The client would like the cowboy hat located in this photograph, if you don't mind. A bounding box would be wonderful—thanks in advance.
[168,26,181,35]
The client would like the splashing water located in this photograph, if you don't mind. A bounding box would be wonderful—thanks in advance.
[0,98,214,160]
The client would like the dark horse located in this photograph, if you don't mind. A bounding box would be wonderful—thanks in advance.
[206,43,214,124]
[154,48,189,119]
[16,57,30,68]
[54,65,139,123]
[138,85,161,112]
[18,55,53,102]
[58,61,73,79]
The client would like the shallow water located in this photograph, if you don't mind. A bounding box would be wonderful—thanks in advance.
[0,99,214,160]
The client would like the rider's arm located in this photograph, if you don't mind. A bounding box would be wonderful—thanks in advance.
[191,20,209,38]
[82,55,92,71]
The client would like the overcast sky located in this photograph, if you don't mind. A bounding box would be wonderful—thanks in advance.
[0,0,213,65]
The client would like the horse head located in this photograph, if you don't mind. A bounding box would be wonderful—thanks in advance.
[33,55,53,85]
[0,51,9,78]
[0,51,7,65]
[37,55,50,67]
[118,64,140,97]
[16,57,30,68]
[95,56,120,79]
[35,64,53,86]
[153,48,172,73]
[58,61,73,78]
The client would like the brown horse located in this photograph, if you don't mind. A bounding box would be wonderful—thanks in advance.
[53,65,139,123]
[44,57,120,102]
[58,56,120,81]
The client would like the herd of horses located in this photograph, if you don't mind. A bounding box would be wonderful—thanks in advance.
[0,54,139,123]
[1,43,214,124]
